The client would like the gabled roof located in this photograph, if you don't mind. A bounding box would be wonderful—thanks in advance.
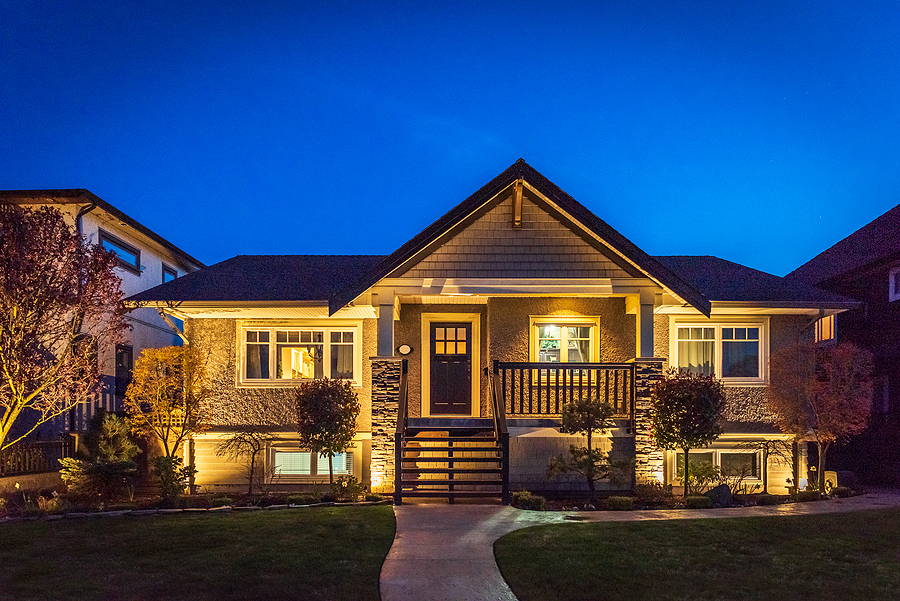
[788,202,900,286]
[0,188,205,270]
[129,254,385,303]
[328,159,711,315]
[654,255,858,308]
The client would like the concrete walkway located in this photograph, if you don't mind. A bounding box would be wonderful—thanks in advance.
[378,490,900,601]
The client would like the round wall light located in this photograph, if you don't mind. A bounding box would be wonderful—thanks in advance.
[397,344,413,355]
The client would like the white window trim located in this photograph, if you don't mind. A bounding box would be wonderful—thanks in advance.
[669,317,769,386]
[890,267,900,302]
[669,449,763,481]
[528,315,602,364]
[236,320,363,388]
[270,448,357,482]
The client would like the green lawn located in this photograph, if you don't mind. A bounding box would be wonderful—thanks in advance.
[495,508,900,601]
[0,505,395,601]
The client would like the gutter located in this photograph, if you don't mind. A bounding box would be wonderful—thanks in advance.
[75,198,97,237]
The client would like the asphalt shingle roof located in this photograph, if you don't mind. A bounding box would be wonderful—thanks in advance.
[653,255,857,306]
[787,202,900,286]
[128,255,386,303]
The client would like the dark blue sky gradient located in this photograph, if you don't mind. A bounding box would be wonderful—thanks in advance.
[2,1,899,275]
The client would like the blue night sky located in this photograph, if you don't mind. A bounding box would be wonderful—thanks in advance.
[2,1,899,275]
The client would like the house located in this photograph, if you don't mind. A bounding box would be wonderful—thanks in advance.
[128,160,854,501]
[0,189,205,436]
[788,203,900,486]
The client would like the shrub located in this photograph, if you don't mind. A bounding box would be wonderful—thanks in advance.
[685,495,712,509]
[365,493,383,502]
[634,481,673,503]
[605,496,634,511]
[152,455,197,502]
[320,493,337,503]
[211,496,233,507]
[831,486,852,498]
[287,493,321,505]
[331,475,366,502]
[756,493,779,506]
[795,490,821,502]
[512,491,548,511]
[794,490,822,503]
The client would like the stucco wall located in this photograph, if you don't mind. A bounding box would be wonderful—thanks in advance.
[488,297,635,363]
[394,304,488,418]
[185,317,376,432]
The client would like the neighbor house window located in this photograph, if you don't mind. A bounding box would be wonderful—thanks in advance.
[163,264,177,283]
[115,344,133,398]
[240,323,361,385]
[529,316,600,364]
[99,229,141,275]
[814,314,836,343]
[674,322,766,383]
[890,267,900,302]
[273,451,353,477]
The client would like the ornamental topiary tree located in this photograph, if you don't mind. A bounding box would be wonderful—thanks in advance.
[767,342,873,492]
[295,377,359,485]
[547,395,632,503]
[650,368,726,497]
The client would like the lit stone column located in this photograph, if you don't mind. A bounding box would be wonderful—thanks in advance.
[369,357,403,493]
[631,357,665,485]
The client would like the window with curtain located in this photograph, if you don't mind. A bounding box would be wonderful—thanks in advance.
[242,325,359,384]
[676,323,765,382]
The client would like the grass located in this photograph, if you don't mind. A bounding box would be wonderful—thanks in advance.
[495,508,900,601]
[0,505,395,601]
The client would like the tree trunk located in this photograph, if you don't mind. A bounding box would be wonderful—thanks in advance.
[248,453,256,495]
[817,440,830,493]
[329,454,334,485]
[587,428,596,504]
[762,447,769,494]
[683,447,690,498]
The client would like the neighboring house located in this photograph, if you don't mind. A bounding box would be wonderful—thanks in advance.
[0,189,205,436]
[129,160,854,501]
[788,203,900,486]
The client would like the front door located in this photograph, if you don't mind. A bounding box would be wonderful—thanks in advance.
[430,323,472,415]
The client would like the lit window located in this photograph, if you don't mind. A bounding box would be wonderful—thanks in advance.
[99,229,141,275]
[676,451,760,479]
[815,315,836,343]
[674,323,766,383]
[529,316,599,364]
[273,451,353,477]
[163,264,177,283]
[890,267,900,302]
[241,324,360,385]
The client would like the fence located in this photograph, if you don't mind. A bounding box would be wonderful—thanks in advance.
[0,436,76,477]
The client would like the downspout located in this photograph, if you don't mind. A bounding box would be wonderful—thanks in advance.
[70,200,97,433]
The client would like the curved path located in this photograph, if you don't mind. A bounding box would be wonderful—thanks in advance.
[379,489,900,601]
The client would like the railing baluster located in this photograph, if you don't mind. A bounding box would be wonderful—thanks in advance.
[528,366,534,414]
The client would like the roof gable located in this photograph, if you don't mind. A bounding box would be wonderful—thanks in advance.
[788,202,900,286]
[395,185,638,280]
[330,159,711,315]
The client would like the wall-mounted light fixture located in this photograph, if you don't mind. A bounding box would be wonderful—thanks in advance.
[397,344,413,355]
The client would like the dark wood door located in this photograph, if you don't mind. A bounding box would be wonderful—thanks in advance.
[430,323,472,415]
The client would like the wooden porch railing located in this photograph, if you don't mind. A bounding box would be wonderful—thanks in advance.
[0,435,76,477]
[492,360,636,420]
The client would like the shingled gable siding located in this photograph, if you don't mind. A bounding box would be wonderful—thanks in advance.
[397,190,635,279]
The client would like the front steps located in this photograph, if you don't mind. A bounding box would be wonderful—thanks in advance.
[396,421,504,504]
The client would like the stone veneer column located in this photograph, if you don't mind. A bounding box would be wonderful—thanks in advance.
[369,357,403,493]
[631,357,665,485]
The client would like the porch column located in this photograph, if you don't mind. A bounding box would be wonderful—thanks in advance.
[375,290,395,357]
[637,289,655,358]
[369,357,404,494]
[631,357,665,485]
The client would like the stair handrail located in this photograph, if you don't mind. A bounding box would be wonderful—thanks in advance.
[489,360,511,505]
[394,359,409,505]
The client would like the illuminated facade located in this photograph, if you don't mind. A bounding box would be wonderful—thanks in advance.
[130,161,855,498]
